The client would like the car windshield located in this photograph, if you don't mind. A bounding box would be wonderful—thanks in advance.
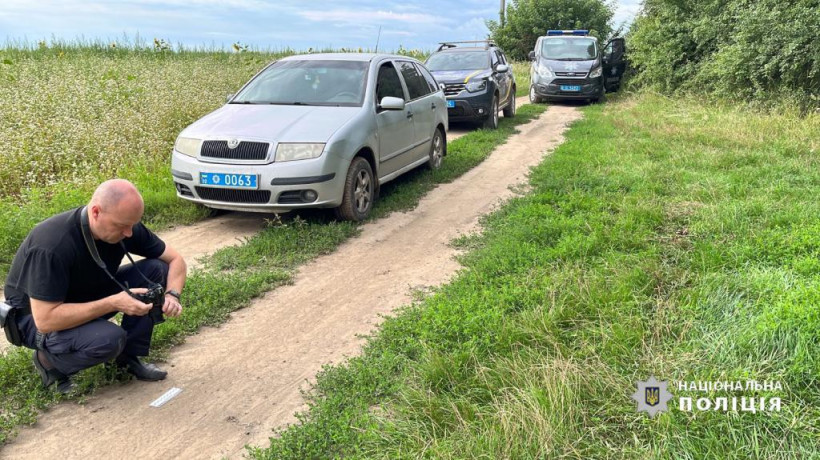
[540,38,597,61]
[232,60,368,106]
[425,51,489,71]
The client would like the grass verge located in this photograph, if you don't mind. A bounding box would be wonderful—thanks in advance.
[247,93,820,459]
[0,104,547,445]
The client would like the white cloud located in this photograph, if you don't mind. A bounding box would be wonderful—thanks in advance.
[298,9,444,25]
[612,0,642,27]
[383,30,415,37]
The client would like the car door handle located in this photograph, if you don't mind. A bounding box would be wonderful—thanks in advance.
[431,103,436,110]
[406,111,414,118]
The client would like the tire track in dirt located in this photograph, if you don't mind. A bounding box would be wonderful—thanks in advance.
[4,102,583,460]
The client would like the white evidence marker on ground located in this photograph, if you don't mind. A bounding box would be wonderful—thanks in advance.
[150,387,183,408]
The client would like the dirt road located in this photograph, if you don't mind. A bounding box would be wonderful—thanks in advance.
[3,101,581,459]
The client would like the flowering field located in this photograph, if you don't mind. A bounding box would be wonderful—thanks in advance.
[0,46,281,199]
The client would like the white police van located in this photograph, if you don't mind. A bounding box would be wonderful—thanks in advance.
[528,30,626,103]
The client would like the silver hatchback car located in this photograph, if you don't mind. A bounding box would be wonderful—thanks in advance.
[171,53,449,221]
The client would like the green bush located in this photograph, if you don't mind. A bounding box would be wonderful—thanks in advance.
[628,0,820,109]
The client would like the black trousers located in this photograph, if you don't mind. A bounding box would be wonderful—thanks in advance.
[18,259,169,376]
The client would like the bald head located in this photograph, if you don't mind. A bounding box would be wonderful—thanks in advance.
[90,179,144,214]
[87,179,145,243]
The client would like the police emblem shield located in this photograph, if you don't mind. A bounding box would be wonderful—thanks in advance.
[645,387,660,407]
[633,377,673,417]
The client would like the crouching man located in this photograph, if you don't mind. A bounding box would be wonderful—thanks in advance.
[3,179,187,393]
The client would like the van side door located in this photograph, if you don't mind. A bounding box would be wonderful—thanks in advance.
[602,38,626,92]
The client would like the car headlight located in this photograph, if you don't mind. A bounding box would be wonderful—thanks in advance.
[175,137,202,157]
[275,143,325,162]
[465,80,487,93]
[588,67,603,78]
[536,63,553,78]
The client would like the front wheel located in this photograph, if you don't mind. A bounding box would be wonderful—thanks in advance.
[529,85,543,104]
[334,157,374,222]
[503,91,516,118]
[427,128,445,170]
[483,95,499,130]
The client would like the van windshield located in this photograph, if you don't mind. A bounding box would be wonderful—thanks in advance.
[232,60,368,106]
[540,38,597,61]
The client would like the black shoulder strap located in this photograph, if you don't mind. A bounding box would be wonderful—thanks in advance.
[80,206,135,292]
[80,206,107,270]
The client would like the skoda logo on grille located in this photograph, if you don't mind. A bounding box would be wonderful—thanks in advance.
[227,138,240,149]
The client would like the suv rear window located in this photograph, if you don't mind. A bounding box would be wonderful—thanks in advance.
[425,51,489,71]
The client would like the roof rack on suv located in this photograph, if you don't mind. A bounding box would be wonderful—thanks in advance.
[436,40,497,52]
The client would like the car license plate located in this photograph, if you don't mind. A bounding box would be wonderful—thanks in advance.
[560,85,581,92]
[447,100,455,108]
[200,172,258,189]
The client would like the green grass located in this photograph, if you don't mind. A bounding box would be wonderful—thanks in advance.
[0,96,546,444]
[512,60,531,97]
[247,93,820,459]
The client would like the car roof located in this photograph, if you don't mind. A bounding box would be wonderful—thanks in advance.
[540,35,596,40]
[280,53,416,62]
[437,47,489,53]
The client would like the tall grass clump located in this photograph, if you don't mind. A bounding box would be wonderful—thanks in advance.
[251,93,820,458]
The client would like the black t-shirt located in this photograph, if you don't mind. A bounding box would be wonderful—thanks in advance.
[4,207,166,308]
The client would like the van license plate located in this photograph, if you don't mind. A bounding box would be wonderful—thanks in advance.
[560,85,581,92]
[200,173,258,189]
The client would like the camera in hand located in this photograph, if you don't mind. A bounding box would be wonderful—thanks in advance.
[130,283,165,324]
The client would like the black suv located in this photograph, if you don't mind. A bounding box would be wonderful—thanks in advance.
[425,41,516,129]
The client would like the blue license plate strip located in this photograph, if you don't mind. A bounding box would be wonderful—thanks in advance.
[200,173,259,189]
[560,85,581,92]
[447,100,455,108]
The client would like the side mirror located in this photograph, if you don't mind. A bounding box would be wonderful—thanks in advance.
[495,64,509,73]
[528,51,535,61]
[439,83,446,92]
[226,93,234,103]
[379,96,405,111]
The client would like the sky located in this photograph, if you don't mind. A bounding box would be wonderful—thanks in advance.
[0,0,642,52]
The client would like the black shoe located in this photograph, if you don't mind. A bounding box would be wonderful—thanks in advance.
[32,351,76,394]
[117,355,167,381]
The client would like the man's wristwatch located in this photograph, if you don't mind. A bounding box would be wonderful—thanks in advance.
[166,289,182,301]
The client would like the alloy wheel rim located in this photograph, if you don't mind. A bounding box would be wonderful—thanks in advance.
[354,170,371,212]
[432,133,443,168]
